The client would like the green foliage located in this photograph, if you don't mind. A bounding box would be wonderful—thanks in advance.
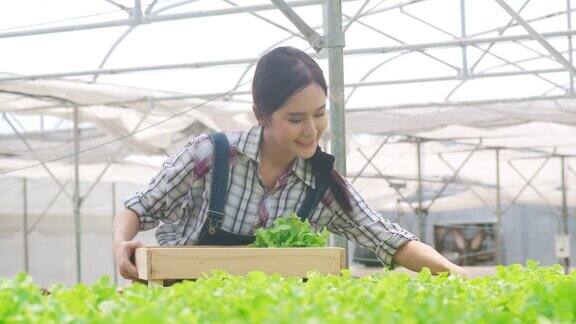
[1,261,575,323]
[250,214,330,247]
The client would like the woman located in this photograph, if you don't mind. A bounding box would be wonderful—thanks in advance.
[113,46,468,280]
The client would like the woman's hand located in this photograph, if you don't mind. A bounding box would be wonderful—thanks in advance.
[394,240,471,278]
[446,264,470,279]
[113,239,145,280]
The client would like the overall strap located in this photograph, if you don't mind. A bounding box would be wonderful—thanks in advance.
[206,133,230,232]
[297,173,331,221]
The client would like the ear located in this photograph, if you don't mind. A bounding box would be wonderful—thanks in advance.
[252,105,268,126]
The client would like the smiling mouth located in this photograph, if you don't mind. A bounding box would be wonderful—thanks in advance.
[295,139,316,147]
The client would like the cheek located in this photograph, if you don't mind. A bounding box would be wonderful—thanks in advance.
[316,116,328,136]
[272,121,301,142]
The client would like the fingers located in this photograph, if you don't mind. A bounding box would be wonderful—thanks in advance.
[129,240,146,249]
[124,260,140,280]
[115,240,145,280]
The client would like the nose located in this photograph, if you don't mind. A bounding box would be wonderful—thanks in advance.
[302,118,318,139]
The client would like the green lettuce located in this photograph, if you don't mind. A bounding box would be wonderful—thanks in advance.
[1,261,576,323]
[250,214,330,247]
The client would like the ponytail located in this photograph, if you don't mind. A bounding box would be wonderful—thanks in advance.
[307,146,353,215]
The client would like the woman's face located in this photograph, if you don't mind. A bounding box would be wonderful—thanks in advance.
[261,82,328,161]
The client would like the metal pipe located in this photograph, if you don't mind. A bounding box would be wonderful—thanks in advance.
[416,138,425,242]
[508,162,563,216]
[96,68,570,105]
[495,149,504,265]
[2,113,73,199]
[111,182,118,285]
[503,154,554,215]
[568,0,575,94]
[325,0,349,259]
[443,0,566,100]
[343,68,566,88]
[356,149,420,215]
[28,179,73,233]
[560,156,570,273]
[348,169,497,186]
[4,31,576,83]
[426,141,481,211]
[460,0,468,79]
[81,99,156,200]
[324,0,349,260]
[350,93,573,112]
[0,0,354,39]
[469,0,531,74]
[270,0,323,51]
[495,0,576,76]
[344,29,576,54]
[351,135,391,184]
[73,105,82,283]
[22,178,29,273]
[437,153,497,213]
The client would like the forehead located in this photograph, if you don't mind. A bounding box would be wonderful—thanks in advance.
[276,83,326,113]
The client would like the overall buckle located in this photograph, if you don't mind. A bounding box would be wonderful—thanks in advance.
[207,218,222,235]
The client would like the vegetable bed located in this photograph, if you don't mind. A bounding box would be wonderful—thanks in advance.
[2,261,575,323]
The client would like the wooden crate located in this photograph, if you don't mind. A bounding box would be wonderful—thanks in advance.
[135,245,347,286]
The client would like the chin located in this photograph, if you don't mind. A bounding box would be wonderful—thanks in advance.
[292,139,318,159]
[296,148,316,160]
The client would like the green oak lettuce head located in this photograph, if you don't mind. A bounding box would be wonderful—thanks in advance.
[250,214,330,247]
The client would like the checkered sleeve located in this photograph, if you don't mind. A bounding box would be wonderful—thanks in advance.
[123,134,213,231]
[326,173,419,270]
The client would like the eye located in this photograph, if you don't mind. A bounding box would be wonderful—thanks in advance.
[314,112,325,117]
[288,119,302,123]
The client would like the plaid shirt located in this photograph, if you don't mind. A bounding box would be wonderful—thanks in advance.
[124,125,418,268]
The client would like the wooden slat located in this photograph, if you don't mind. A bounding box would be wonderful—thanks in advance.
[135,248,149,280]
[340,248,347,270]
[148,280,164,287]
[135,246,345,280]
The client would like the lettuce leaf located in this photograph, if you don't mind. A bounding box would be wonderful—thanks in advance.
[250,214,330,247]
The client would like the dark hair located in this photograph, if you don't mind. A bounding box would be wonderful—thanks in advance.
[252,46,353,215]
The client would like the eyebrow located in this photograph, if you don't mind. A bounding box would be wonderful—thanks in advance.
[286,104,326,116]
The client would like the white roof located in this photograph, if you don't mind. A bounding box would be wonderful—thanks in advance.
[1,0,574,213]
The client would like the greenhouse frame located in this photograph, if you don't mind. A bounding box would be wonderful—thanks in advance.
[0,0,575,286]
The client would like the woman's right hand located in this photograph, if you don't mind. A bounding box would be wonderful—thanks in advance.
[113,239,145,280]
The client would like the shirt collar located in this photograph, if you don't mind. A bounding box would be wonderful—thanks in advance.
[234,124,316,189]
[293,156,316,189]
[234,124,262,163]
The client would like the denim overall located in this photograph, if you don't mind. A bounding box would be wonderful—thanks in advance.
[195,133,330,245]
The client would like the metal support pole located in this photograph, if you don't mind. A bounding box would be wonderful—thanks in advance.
[22,178,29,273]
[73,105,82,283]
[323,0,348,261]
[561,156,570,273]
[568,0,575,94]
[460,0,468,79]
[111,182,118,285]
[495,149,504,265]
[416,138,425,242]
